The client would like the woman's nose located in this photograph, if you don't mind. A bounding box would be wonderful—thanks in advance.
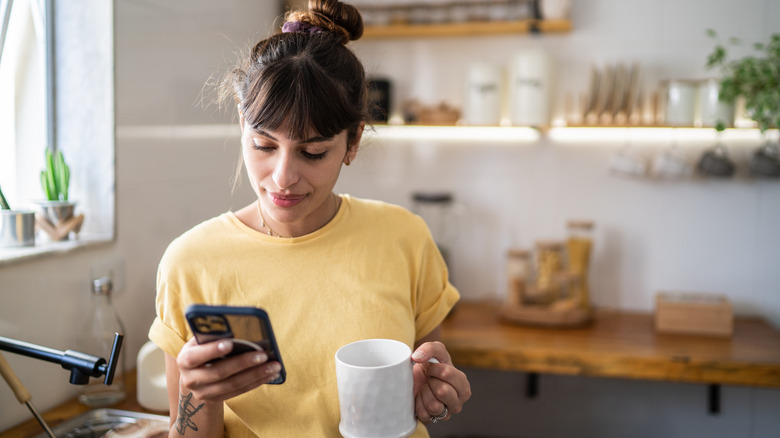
[272,152,299,190]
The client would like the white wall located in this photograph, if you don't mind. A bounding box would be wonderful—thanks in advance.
[1,0,778,436]
[347,0,780,330]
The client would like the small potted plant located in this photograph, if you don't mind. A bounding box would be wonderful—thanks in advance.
[706,30,780,177]
[35,149,81,240]
[0,185,36,247]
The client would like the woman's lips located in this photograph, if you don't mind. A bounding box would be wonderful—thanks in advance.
[270,193,305,208]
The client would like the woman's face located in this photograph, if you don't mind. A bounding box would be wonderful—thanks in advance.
[240,117,361,237]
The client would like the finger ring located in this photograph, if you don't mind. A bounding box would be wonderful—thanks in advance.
[429,405,448,424]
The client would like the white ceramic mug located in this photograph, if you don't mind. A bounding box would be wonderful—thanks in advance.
[651,148,692,179]
[335,339,417,438]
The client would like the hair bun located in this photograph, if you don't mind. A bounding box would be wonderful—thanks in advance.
[299,0,363,43]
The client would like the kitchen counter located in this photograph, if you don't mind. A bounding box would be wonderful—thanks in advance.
[440,301,780,388]
[2,371,168,438]
[5,301,780,436]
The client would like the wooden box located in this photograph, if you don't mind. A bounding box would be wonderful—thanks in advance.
[655,292,733,337]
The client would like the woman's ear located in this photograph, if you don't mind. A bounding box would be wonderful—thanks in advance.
[238,104,244,131]
[344,123,365,166]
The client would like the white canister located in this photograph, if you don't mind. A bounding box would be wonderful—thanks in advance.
[663,80,697,126]
[464,62,502,126]
[539,0,573,20]
[136,340,169,412]
[509,49,554,127]
[696,78,735,128]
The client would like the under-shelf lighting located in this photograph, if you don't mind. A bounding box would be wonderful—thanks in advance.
[364,125,540,142]
[548,127,776,143]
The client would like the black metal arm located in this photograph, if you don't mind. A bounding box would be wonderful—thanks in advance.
[0,333,123,385]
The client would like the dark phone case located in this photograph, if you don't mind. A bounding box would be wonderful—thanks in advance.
[185,304,286,384]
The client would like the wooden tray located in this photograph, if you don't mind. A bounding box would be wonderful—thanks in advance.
[500,304,593,328]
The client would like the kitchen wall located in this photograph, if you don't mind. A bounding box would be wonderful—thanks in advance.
[1,0,778,436]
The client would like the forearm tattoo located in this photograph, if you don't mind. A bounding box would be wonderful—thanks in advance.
[176,392,205,435]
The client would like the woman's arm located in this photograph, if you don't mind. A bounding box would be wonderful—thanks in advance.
[164,338,283,437]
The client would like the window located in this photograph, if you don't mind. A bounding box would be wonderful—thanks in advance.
[0,0,114,263]
[0,0,49,208]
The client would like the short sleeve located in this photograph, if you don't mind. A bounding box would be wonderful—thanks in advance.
[413,225,460,341]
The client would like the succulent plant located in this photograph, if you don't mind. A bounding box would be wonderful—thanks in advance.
[40,149,70,201]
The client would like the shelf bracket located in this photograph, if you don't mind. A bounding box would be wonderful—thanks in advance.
[526,372,539,399]
[708,384,721,415]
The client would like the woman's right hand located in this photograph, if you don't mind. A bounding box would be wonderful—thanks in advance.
[165,338,282,437]
[177,337,282,402]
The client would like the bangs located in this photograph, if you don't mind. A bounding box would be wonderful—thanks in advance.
[241,47,362,141]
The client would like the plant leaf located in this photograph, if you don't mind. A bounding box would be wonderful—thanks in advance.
[44,149,57,201]
[0,185,10,210]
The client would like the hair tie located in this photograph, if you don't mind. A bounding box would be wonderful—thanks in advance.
[282,20,325,35]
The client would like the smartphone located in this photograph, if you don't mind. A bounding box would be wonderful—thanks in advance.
[185,304,286,384]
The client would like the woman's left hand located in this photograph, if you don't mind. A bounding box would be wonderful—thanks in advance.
[411,341,471,424]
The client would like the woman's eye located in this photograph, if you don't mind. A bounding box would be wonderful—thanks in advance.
[302,151,327,160]
[253,143,275,152]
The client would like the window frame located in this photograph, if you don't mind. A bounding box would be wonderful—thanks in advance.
[0,0,115,265]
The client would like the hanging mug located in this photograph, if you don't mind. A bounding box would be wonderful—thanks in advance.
[697,144,736,178]
[749,143,780,178]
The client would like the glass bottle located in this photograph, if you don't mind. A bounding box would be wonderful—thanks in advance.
[566,220,594,309]
[411,192,459,274]
[506,249,530,308]
[77,277,126,407]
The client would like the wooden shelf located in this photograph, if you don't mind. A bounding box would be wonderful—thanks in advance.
[363,19,571,39]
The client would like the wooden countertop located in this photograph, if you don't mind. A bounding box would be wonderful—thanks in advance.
[441,301,780,388]
[5,301,780,436]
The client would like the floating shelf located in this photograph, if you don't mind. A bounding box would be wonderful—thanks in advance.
[362,124,777,143]
[362,19,571,39]
[363,125,540,142]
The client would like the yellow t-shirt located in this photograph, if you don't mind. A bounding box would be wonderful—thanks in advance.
[149,195,460,437]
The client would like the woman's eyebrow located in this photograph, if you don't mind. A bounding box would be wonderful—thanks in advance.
[255,129,333,144]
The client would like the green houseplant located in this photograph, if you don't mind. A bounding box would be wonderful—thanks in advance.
[36,149,79,239]
[706,30,780,177]
[41,149,70,201]
[706,30,780,132]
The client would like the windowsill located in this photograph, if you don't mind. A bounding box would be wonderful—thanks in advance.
[0,234,114,267]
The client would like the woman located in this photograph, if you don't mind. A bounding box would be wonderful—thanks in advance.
[149,1,471,436]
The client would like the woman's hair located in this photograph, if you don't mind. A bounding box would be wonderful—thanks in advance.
[223,0,368,144]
